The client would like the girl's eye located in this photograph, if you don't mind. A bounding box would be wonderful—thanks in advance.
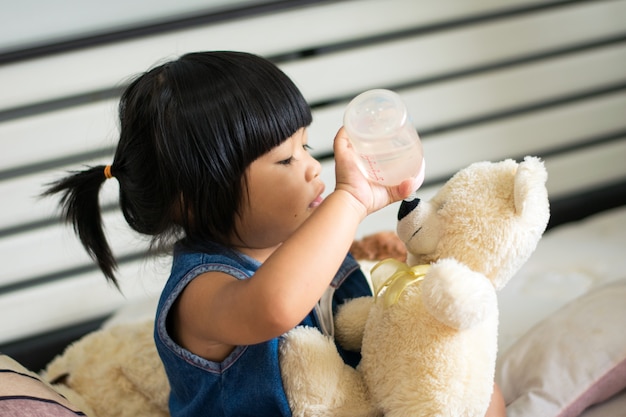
[278,145,312,165]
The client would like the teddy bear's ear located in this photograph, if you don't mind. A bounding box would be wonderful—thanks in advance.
[513,156,550,231]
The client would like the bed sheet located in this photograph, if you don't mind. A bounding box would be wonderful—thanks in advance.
[498,205,626,353]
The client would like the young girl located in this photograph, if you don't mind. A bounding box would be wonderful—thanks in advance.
[45,51,505,416]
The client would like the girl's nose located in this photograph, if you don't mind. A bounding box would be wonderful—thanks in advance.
[306,155,322,181]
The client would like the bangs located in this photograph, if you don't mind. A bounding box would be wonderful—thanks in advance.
[180,51,312,164]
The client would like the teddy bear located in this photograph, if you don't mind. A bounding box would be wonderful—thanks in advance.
[41,319,170,417]
[279,156,550,416]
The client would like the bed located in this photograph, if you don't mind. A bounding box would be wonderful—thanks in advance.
[20,198,622,417]
[496,205,626,417]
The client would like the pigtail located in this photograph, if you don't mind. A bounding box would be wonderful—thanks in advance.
[43,165,119,288]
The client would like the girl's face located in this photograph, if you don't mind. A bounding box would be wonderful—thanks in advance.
[233,128,324,260]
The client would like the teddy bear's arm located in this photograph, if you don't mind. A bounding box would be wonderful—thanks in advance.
[279,326,378,417]
[421,258,497,330]
[334,296,374,351]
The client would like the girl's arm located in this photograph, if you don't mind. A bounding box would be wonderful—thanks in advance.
[174,129,417,359]
[485,384,507,417]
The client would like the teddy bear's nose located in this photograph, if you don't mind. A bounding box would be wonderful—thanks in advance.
[398,197,421,221]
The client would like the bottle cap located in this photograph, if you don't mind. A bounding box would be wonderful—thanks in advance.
[343,89,407,142]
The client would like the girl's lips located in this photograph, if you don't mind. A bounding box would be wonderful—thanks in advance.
[310,194,324,208]
[310,184,325,208]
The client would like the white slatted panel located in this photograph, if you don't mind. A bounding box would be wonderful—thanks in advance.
[4,0,625,168]
[5,35,626,230]
[0,0,553,112]
[1,0,626,345]
[308,43,626,168]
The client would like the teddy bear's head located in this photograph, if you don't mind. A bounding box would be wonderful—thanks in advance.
[396,156,550,290]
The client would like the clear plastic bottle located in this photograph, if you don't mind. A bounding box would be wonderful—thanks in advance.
[343,89,425,187]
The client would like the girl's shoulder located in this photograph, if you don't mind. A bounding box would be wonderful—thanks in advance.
[172,241,261,280]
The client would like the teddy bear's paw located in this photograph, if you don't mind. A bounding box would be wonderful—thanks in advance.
[280,326,374,416]
[422,259,498,330]
[335,296,374,351]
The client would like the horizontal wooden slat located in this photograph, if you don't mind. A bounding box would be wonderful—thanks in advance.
[401,44,626,131]
[317,91,626,188]
[0,0,557,113]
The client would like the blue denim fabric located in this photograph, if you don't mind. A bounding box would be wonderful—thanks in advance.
[154,242,371,417]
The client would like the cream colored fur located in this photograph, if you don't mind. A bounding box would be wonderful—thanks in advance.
[280,157,550,416]
[41,320,169,417]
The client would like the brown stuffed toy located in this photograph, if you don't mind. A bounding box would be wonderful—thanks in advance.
[350,231,406,262]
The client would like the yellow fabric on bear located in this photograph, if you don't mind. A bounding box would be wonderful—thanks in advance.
[371,259,430,307]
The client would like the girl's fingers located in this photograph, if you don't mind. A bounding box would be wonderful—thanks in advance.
[334,126,422,208]
[397,174,423,199]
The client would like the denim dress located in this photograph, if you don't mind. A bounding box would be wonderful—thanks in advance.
[154,242,371,417]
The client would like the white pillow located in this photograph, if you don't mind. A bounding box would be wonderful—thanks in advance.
[496,278,626,417]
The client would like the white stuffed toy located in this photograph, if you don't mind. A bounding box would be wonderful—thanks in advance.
[41,320,170,417]
[279,156,550,416]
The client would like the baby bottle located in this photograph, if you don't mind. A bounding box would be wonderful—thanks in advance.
[343,89,425,187]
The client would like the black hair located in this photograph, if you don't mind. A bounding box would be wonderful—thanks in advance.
[43,51,312,287]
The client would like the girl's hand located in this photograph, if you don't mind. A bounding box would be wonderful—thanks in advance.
[332,127,419,215]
